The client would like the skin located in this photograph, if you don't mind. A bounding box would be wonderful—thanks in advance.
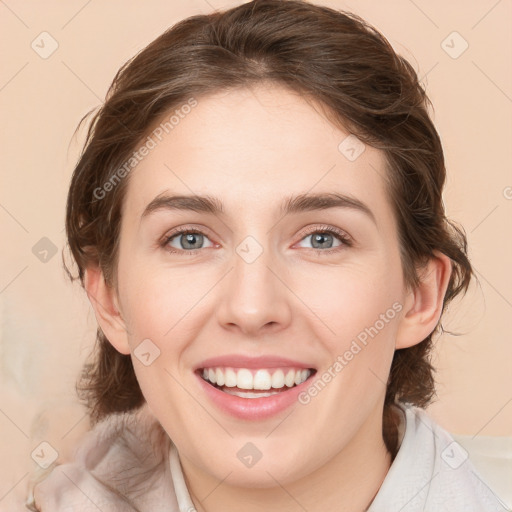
[85,83,452,512]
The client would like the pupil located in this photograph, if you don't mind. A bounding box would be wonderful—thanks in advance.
[183,233,202,249]
[313,233,332,248]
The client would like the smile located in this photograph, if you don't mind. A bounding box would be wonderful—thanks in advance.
[200,367,313,397]
[195,358,317,420]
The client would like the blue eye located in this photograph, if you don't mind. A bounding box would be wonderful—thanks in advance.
[163,229,215,253]
[161,225,352,256]
[297,228,350,252]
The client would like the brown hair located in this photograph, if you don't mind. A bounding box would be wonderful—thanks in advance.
[64,0,472,457]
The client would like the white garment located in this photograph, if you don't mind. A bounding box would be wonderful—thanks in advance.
[168,403,510,512]
[366,403,510,511]
[29,402,510,511]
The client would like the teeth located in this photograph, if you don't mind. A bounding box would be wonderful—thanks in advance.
[254,369,272,390]
[225,368,237,387]
[200,367,312,390]
[271,370,284,389]
[237,369,253,390]
[284,369,295,387]
[223,389,281,398]
[215,368,225,386]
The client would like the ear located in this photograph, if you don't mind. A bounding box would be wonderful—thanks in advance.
[83,266,131,355]
[395,250,452,349]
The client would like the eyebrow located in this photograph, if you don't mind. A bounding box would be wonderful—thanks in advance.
[141,192,376,225]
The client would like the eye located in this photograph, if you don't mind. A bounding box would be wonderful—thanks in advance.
[162,227,215,254]
[295,225,352,253]
[161,224,352,256]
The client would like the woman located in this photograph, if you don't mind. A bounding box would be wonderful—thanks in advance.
[27,0,509,510]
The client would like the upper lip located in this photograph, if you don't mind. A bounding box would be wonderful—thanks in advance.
[195,354,316,371]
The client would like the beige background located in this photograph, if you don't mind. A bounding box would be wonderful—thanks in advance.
[1,0,511,509]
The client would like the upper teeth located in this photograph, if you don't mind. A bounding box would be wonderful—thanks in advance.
[202,367,311,390]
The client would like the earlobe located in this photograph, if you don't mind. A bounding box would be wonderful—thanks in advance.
[83,266,131,355]
[395,251,453,350]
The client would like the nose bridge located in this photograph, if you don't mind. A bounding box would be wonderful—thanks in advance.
[215,231,291,334]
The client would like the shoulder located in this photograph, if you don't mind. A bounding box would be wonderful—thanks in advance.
[369,403,510,512]
[27,404,180,511]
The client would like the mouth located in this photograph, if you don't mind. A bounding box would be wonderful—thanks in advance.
[196,366,317,399]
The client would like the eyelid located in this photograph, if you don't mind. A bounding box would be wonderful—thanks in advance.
[161,223,353,254]
[160,225,217,251]
[297,224,352,244]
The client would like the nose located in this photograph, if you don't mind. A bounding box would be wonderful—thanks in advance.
[215,238,292,338]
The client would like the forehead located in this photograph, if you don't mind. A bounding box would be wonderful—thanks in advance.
[123,84,391,224]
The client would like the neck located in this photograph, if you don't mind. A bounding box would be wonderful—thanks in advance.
[179,404,394,512]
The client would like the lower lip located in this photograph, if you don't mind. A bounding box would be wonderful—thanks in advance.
[195,371,315,421]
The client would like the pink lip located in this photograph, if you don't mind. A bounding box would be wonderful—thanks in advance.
[195,354,314,371]
[195,371,315,421]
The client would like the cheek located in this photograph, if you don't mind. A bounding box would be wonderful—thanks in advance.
[297,264,402,346]
[118,260,202,340]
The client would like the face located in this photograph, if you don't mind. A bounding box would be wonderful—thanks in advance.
[110,84,411,487]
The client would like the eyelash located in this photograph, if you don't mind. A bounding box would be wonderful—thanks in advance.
[161,224,353,256]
